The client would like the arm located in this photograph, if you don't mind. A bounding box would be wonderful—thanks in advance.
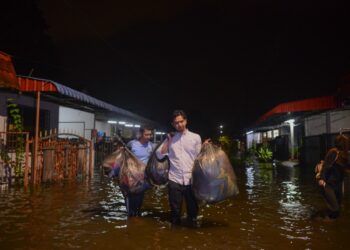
[156,134,172,159]
[319,148,338,187]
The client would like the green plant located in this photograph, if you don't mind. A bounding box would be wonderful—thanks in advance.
[7,98,25,177]
[244,144,257,165]
[257,145,273,163]
[218,135,232,154]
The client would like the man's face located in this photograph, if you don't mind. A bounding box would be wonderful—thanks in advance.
[172,115,187,132]
[141,129,152,142]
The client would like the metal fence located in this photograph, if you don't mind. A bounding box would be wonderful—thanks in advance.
[0,131,94,186]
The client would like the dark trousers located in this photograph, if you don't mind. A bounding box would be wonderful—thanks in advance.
[168,180,198,224]
[125,192,144,217]
[321,184,343,218]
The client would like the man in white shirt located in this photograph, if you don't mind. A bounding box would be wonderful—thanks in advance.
[157,110,202,225]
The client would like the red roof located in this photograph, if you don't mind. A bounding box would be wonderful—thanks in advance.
[256,96,337,124]
[0,51,19,89]
[18,76,57,92]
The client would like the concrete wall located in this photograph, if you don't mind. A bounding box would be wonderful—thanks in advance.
[304,113,327,136]
[59,106,95,140]
[302,109,350,165]
[304,109,350,136]
[246,132,262,149]
[330,110,350,133]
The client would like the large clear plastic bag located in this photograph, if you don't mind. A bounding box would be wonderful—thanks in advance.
[101,149,124,178]
[102,148,148,194]
[118,149,148,194]
[146,141,169,186]
[192,143,239,204]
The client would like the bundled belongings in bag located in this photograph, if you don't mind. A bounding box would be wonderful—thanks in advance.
[102,149,124,177]
[314,150,339,181]
[192,143,239,204]
[146,141,169,186]
[118,148,148,194]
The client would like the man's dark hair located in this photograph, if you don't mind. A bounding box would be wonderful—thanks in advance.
[140,125,153,134]
[172,110,187,120]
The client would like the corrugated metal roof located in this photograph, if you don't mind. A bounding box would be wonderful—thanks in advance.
[256,96,337,125]
[17,76,154,124]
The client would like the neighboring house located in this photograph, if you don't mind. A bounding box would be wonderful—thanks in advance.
[245,93,350,166]
[0,76,162,141]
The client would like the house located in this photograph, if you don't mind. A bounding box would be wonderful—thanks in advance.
[245,92,350,166]
[1,52,167,184]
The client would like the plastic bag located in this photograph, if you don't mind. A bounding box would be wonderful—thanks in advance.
[146,141,169,186]
[192,143,239,204]
[101,149,124,177]
[118,149,148,194]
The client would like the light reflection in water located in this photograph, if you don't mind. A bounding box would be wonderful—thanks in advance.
[99,181,127,223]
[278,168,313,241]
[246,166,255,195]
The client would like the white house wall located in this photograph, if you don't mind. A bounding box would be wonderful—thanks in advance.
[246,133,254,149]
[304,114,327,136]
[253,132,262,144]
[246,132,262,149]
[58,106,94,140]
[330,110,350,133]
[95,120,111,137]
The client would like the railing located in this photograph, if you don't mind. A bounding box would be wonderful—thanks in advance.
[0,131,94,186]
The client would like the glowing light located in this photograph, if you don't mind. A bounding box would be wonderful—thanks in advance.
[285,119,295,124]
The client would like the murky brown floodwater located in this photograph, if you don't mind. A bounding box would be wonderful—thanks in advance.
[1,163,350,250]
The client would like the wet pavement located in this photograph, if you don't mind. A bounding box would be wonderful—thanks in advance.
[1,163,350,249]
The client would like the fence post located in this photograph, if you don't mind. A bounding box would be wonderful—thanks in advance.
[89,140,93,178]
[24,133,29,187]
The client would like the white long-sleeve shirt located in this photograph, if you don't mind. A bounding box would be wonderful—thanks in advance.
[156,129,202,185]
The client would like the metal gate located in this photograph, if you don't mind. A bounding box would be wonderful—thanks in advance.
[33,133,93,184]
[0,131,93,186]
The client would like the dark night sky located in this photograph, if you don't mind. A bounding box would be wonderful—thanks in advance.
[2,0,350,137]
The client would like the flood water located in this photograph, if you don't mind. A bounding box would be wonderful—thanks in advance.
[1,164,350,250]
